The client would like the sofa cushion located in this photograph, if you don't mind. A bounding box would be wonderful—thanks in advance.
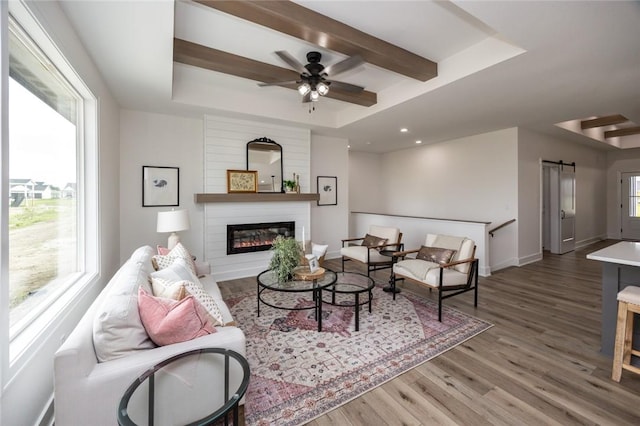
[93,251,156,362]
[200,275,236,326]
[150,258,225,327]
[416,246,456,265]
[138,288,217,346]
[182,280,225,327]
[151,277,187,300]
[150,257,199,283]
[129,245,157,275]
[152,242,197,275]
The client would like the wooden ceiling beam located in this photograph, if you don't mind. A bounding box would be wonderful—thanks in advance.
[604,126,640,139]
[581,114,628,129]
[193,0,437,82]
[174,38,377,107]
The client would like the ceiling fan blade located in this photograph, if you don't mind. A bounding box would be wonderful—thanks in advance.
[275,51,307,74]
[258,80,299,87]
[328,80,365,92]
[324,55,364,77]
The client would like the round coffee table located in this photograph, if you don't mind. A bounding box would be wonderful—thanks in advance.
[324,272,375,331]
[117,348,250,426]
[256,268,337,331]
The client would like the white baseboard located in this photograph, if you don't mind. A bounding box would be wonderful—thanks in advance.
[519,252,543,266]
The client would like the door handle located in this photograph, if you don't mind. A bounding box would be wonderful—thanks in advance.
[561,210,565,219]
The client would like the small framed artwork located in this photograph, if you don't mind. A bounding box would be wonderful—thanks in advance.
[142,166,179,207]
[317,176,337,206]
[227,169,258,193]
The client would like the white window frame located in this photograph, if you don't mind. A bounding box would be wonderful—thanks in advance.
[1,0,99,383]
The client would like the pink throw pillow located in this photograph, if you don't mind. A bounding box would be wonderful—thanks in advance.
[138,288,216,346]
[157,245,170,256]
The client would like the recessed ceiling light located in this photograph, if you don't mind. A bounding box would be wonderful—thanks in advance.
[400,128,408,133]
[366,141,371,145]
[415,140,422,144]
[347,145,351,149]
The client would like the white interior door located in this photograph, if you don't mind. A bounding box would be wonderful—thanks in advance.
[621,172,640,240]
[550,165,576,254]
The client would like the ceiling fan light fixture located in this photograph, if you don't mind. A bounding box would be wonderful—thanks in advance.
[317,82,329,96]
[298,82,311,96]
[310,90,320,102]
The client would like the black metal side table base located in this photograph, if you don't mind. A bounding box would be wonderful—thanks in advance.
[383,285,401,294]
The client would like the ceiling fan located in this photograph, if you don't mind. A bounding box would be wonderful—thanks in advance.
[259,51,365,103]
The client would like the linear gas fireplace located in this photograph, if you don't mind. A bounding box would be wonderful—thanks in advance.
[227,221,295,255]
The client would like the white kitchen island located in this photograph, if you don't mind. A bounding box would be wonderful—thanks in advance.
[587,241,640,357]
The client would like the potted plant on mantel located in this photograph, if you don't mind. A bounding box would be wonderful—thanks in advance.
[269,235,302,281]
[283,179,297,193]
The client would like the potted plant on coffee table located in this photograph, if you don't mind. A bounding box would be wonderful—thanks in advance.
[269,235,301,281]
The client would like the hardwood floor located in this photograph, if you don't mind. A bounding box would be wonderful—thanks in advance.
[219,240,640,425]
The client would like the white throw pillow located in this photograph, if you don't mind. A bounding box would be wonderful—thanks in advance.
[311,242,329,258]
[152,242,197,275]
[93,259,156,362]
[150,257,199,284]
[151,277,187,300]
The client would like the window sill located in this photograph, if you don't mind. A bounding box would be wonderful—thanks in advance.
[9,271,100,372]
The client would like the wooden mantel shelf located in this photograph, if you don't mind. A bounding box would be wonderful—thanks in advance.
[195,193,320,203]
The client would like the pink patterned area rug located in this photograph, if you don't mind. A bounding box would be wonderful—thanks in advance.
[226,281,492,426]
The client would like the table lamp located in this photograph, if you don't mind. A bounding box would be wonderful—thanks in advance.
[157,209,190,249]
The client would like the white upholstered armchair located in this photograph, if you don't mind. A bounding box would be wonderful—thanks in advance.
[391,234,479,321]
[340,225,403,276]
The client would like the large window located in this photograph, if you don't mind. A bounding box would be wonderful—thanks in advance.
[7,17,84,339]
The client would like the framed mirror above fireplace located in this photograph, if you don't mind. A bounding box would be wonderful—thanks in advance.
[247,137,283,193]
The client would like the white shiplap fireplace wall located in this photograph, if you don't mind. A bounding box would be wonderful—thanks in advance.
[203,115,311,281]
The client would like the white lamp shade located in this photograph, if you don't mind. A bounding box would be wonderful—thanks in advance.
[157,209,190,233]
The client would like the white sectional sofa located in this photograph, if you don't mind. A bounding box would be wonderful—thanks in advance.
[54,246,246,425]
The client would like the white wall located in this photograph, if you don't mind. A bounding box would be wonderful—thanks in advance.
[606,147,640,238]
[348,151,384,215]
[119,110,204,261]
[310,135,350,259]
[517,128,608,263]
[202,115,312,281]
[350,128,519,271]
[1,1,121,425]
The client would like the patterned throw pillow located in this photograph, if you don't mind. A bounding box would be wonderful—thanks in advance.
[182,280,225,327]
[138,288,217,346]
[152,242,197,275]
[361,234,388,249]
[416,246,457,265]
[151,277,187,300]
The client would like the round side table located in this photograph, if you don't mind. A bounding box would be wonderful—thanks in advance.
[118,348,250,426]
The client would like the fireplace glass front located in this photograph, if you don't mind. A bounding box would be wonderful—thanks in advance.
[227,221,295,255]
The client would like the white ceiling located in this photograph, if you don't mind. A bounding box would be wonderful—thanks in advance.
[58,0,640,153]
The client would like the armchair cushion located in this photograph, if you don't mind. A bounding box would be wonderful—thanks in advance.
[416,246,456,264]
[361,234,388,249]
[340,245,392,264]
[425,234,474,274]
[369,225,400,245]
